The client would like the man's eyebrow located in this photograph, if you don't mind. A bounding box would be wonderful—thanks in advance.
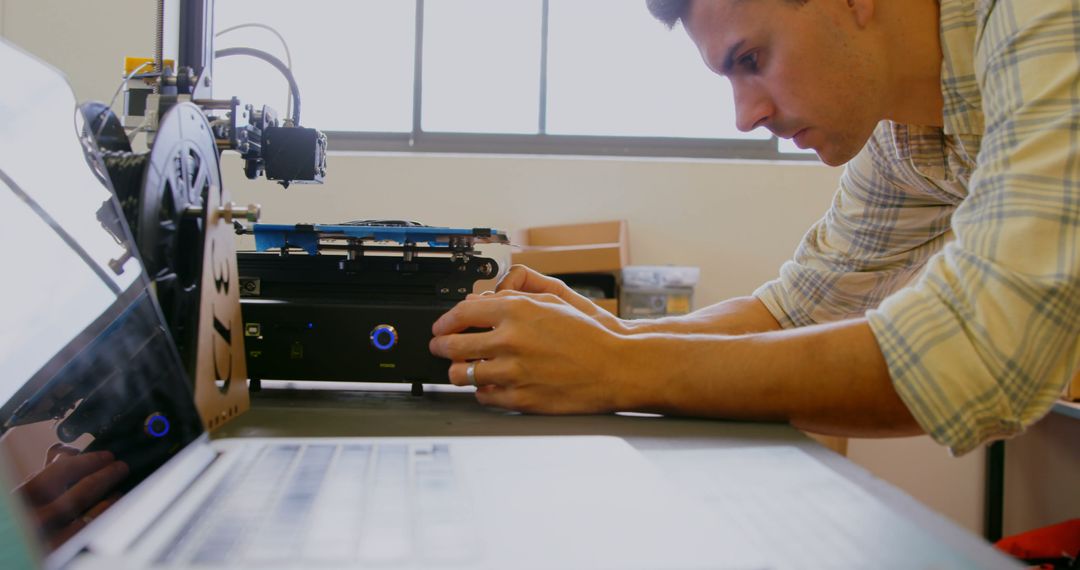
[720,39,746,75]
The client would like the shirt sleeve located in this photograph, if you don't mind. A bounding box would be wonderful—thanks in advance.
[865,0,1080,455]
[754,125,957,329]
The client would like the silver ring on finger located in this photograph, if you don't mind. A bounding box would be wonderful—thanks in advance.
[466,360,479,387]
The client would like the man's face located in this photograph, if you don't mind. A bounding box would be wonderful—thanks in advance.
[684,0,885,166]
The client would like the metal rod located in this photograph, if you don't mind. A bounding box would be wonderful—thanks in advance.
[154,0,165,94]
[192,99,235,110]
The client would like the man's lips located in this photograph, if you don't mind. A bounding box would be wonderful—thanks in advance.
[792,128,811,149]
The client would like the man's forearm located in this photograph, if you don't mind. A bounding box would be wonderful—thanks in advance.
[617,296,782,335]
[613,317,923,438]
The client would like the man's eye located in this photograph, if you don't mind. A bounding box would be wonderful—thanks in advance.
[739,52,759,71]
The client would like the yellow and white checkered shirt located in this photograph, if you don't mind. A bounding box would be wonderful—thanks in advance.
[754,0,1080,455]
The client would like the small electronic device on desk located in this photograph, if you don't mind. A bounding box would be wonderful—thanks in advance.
[238,221,508,392]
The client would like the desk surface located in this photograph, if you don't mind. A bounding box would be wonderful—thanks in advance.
[215,382,1018,569]
[1054,399,1080,420]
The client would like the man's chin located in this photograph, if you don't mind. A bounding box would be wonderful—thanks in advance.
[814,143,862,167]
[817,152,847,167]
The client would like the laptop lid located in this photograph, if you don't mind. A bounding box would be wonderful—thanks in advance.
[0,39,206,559]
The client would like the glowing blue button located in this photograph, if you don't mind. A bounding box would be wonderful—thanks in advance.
[370,325,398,351]
[145,414,170,438]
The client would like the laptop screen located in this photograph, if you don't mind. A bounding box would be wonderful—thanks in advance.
[0,41,205,553]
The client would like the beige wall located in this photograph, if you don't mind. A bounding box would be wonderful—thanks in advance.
[16,0,1070,540]
[221,153,843,306]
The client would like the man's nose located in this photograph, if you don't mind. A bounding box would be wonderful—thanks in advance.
[733,84,773,133]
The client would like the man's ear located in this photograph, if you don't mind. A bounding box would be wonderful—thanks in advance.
[847,0,875,28]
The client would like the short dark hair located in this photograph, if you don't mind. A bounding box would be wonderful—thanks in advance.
[645,0,808,30]
[645,0,690,30]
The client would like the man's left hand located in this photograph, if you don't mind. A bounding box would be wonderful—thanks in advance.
[430,291,624,414]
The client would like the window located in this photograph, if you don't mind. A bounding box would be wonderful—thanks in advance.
[212,0,815,160]
[421,0,542,134]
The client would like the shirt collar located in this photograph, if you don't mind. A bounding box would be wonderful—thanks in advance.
[886,0,983,180]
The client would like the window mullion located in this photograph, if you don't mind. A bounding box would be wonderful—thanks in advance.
[539,0,550,135]
[412,0,424,143]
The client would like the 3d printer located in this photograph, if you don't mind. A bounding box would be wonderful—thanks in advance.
[83,0,507,396]
[80,0,328,390]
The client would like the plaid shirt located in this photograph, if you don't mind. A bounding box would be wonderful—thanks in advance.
[754,0,1080,455]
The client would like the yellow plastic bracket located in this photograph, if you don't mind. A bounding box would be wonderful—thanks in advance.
[124,56,175,76]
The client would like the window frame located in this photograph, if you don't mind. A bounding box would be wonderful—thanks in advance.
[321,0,814,162]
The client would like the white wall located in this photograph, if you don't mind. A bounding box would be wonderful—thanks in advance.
[4,0,1016,538]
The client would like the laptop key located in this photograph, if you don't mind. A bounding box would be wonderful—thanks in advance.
[162,441,478,566]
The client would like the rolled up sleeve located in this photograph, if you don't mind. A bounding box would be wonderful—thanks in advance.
[866,0,1080,455]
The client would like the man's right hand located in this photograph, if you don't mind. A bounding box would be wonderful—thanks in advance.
[496,265,627,333]
[16,449,129,541]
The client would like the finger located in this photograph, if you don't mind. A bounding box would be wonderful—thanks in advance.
[446,358,515,388]
[467,289,565,307]
[496,265,563,294]
[18,451,115,505]
[474,384,524,411]
[446,361,473,387]
[495,265,531,292]
[46,444,81,464]
[476,384,500,396]
[432,298,508,336]
[38,461,128,529]
[430,328,498,361]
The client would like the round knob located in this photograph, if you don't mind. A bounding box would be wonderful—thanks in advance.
[144,413,171,438]
[370,325,398,351]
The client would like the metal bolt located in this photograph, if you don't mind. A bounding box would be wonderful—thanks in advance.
[207,202,261,223]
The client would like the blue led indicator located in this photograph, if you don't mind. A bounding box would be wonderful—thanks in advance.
[307,322,315,329]
[371,325,397,351]
[146,414,170,438]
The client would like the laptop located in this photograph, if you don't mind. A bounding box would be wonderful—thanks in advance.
[0,40,757,569]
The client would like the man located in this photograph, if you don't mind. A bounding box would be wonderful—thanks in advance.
[430,0,1079,455]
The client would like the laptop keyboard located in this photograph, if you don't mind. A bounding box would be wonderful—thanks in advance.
[156,442,477,566]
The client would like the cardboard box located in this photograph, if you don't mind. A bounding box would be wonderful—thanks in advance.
[511,221,628,315]
[511,220,629,275]
[1066,369,1080,402]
